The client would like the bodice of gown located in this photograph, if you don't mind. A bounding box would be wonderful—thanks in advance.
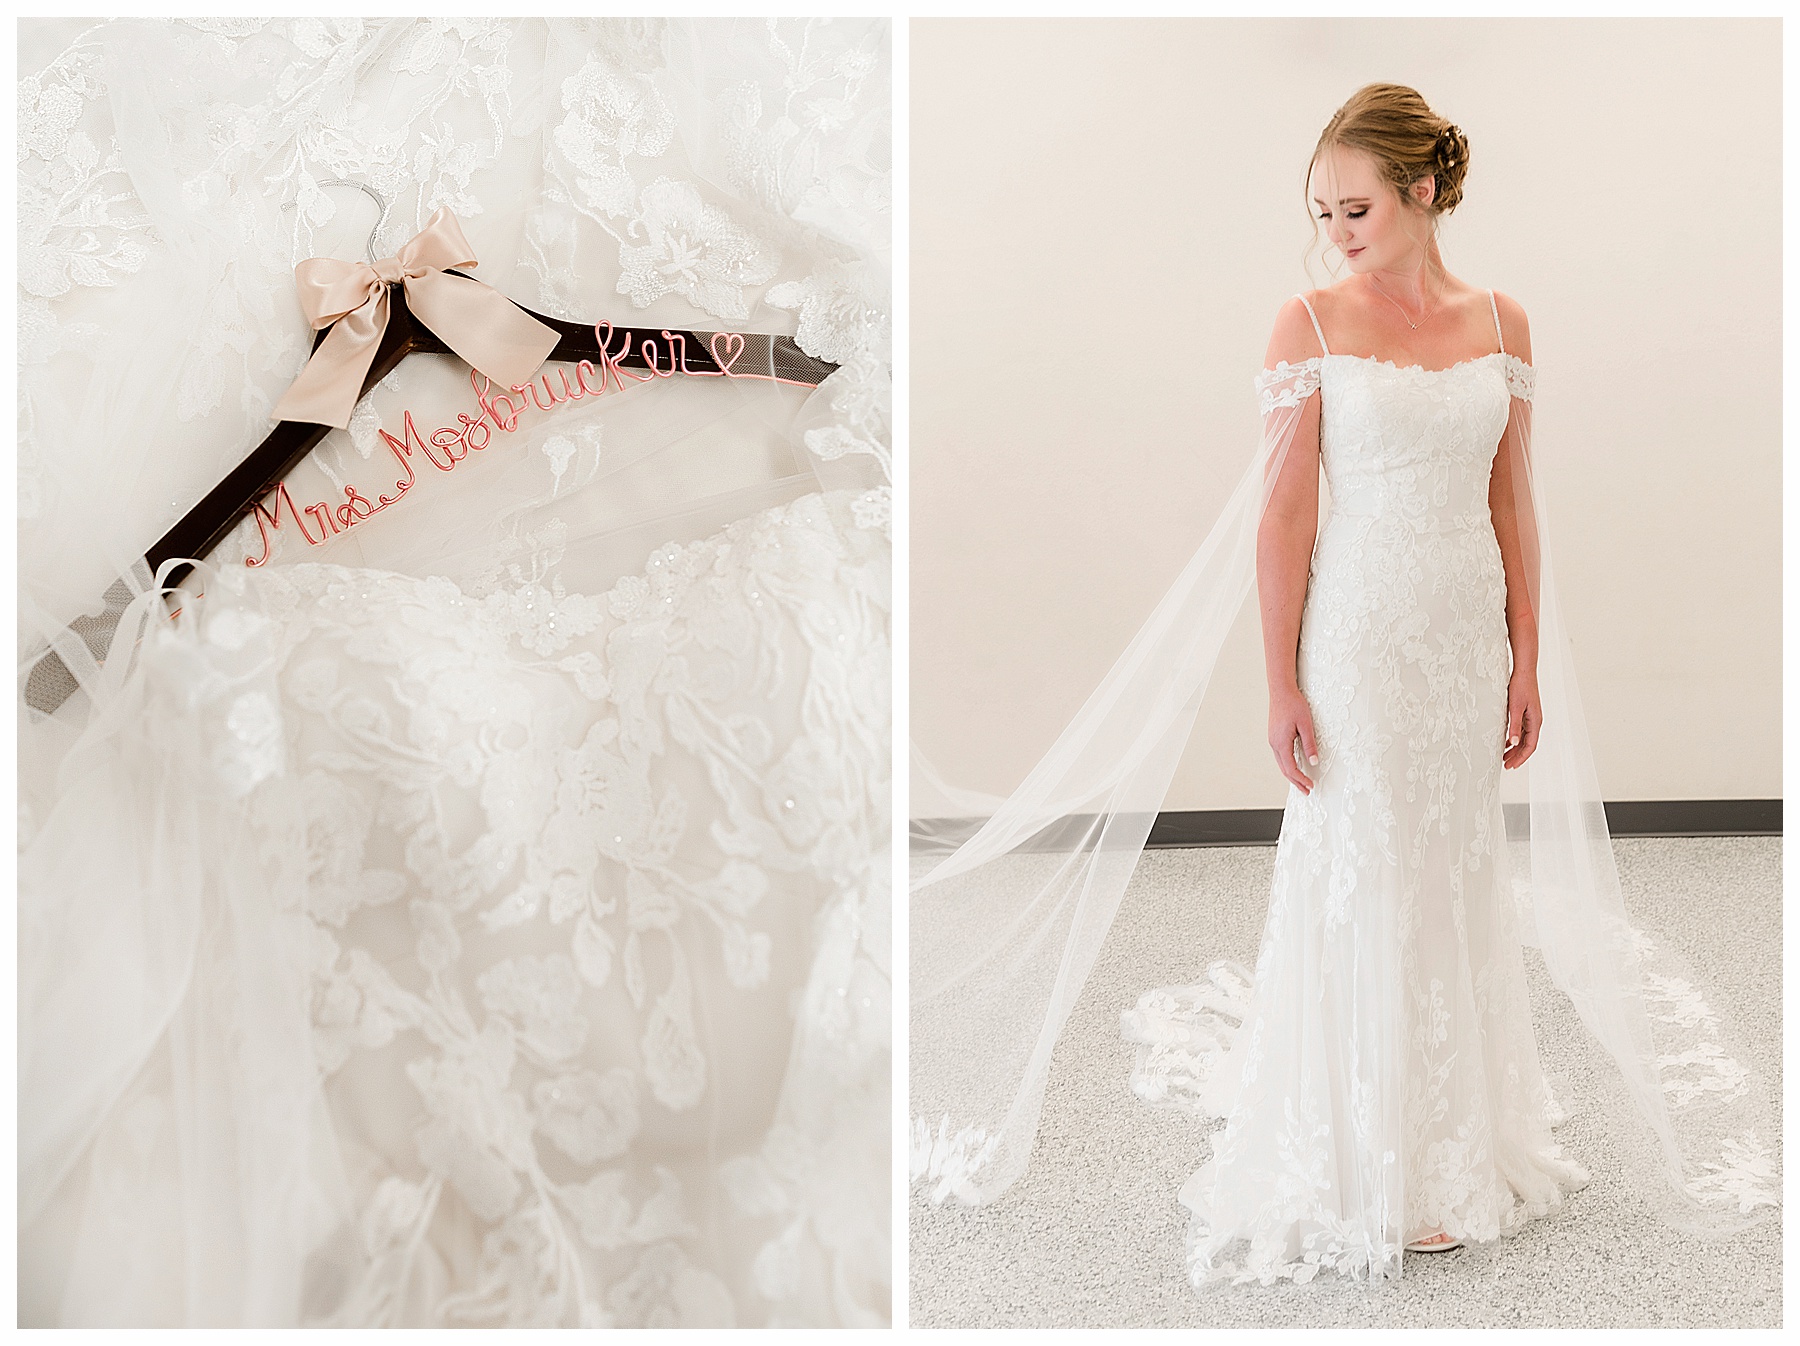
[135,489,890,1326]
[1297,350,1523,872]
[1317,352,1518,531]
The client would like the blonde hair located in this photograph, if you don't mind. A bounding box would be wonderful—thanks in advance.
[1310,82,1470,216]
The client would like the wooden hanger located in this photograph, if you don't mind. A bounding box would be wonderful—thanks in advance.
[147,279,836,588]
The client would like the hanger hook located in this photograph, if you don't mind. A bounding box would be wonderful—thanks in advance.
[282,178,392,263]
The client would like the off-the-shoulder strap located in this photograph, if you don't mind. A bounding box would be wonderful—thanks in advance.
[1488,289,1505,354]
[1295,293,1330,355]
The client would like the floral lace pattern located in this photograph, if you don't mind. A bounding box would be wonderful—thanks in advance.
[533,18,890,476]
[1501,353,1535,401]
[909,1116,1001,1207]
[1253,358,1323,416]
[184,490,887,1325]
[18,42,152,304]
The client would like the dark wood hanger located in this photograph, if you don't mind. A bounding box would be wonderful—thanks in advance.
[145,271,838,588]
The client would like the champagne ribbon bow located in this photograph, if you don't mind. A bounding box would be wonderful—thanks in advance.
[271,207,559,429]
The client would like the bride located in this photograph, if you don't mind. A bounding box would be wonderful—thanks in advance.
[1136,84,1588,1282]
[911,83,1775,1290]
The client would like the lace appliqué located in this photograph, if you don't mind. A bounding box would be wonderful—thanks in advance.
[910,1115,1001,1206]
[1501,353,1535,402]
[1254,358,1323,416]
[167,490,886,1326]
[531,20,891,496]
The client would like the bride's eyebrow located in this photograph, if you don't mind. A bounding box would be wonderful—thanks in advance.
[1314,196,1371,208]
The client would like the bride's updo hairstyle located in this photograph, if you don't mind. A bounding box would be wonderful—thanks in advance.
[1310,81,1470,216]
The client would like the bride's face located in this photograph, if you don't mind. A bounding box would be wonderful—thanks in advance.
[1309,147,1432,275]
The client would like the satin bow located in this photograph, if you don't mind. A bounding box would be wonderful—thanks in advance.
[271,207,559,429]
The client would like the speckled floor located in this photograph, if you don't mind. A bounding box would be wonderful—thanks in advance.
[908,837,1782,1328]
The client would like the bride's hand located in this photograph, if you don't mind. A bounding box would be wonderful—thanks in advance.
[1503,671,1543,769]
[1268,687,1319,794]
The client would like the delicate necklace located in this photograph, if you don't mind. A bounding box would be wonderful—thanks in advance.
[1368,270,1440,330]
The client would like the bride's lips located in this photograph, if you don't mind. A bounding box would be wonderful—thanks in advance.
[1345,246,1365,258]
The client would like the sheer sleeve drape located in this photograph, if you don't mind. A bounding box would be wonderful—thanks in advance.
[1497,360,1777,1233]
[910,359,1318,1203]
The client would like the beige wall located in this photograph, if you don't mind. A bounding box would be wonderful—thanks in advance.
[910,16,1781,816]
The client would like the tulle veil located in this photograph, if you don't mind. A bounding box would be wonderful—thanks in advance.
[908,300,1778,1247]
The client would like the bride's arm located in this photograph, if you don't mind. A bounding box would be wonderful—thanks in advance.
[1486,290,1542,768]
[1257,297,1326,794]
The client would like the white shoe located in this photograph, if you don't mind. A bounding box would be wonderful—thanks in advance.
[1404,1231,1463,1253]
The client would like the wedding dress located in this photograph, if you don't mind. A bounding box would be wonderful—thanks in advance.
[910,288,1776,1282]
[1120,295,1592,1285]
[19,18,889,1328]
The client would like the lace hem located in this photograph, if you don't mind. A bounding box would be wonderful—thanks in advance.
[1121,960,1251,1114]
[1254,358,1323,416]
[908,1115,999,1206]
[1182,1156,1590,1290]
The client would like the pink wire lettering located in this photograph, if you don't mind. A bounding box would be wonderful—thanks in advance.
[377,421,418,508]
[592,321,655,394]
[304,500,340,538]
[516,365,588,414]
[428,418,471,471]
[335,486,377,530]
[245,482,317,567]
[243,326,803,565]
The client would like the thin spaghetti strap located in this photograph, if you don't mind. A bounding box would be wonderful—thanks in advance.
[1488,289,1506,354]
[1295,293,1331,356]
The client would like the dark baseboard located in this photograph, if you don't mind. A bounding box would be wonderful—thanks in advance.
[1147,809,1283,848]
[911,799,1781,853]
[1594,798,1781,838]
[1150,800,1783,847]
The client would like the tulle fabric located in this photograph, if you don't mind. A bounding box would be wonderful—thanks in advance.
[1499,388,1777,1238]
[909,348,1777,1267]
[20,17,890,1326]
[909,361,1311,1204]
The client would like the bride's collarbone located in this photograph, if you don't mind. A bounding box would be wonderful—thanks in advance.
[1312,288,1503,370]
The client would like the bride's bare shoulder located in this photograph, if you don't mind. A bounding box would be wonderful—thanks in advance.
[1267,292,1329,366]
[1488,289,1533,362]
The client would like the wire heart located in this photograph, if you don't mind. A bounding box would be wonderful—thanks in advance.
[709,330,747,376]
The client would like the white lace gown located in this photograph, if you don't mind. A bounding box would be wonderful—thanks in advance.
[1122,302,1591,1287]
[19,18,889,1328]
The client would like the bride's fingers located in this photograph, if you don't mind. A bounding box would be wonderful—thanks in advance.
[1272,732,1311,793]
[1273,747,1302,791]
[1503,705,1542,769]
[1520,707,1542,759]
[1297,715,1319,768]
